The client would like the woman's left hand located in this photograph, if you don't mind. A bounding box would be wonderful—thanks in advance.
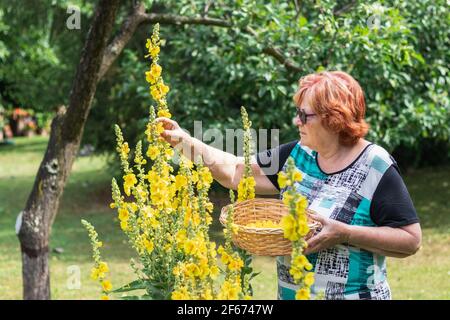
[304,213,351,255]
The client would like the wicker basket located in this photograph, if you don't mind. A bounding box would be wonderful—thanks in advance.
[219,198,321,256]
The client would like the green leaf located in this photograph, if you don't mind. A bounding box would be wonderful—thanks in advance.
[298,16,308,28]
[249,271,261,281]
[112,279,147,293]
[277,85,287,95]
[121,295,153,300]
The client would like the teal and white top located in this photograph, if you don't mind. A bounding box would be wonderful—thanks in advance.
[256,141,419,300]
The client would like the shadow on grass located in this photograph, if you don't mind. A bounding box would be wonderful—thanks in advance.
[403,166,450,234]
[0,137,49,154]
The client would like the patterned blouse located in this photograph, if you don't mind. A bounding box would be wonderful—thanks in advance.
[256,141,419,300]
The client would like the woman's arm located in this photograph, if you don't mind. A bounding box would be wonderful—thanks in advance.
[156,117,278,194]
[304,213,422,258]
[345,223,421,257]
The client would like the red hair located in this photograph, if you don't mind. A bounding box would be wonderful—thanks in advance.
[293,71,369,145]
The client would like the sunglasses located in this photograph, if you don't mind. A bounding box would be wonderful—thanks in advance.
[296,107,316,124]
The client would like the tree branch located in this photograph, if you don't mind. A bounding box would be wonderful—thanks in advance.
[203,0,213,17]
[99,2,302,81]
[139,12,232,27]
[262,47,303,73]
[333,0,358,16]
[246,26,303,73]
[292,0,301,19]
[99,2,146,79]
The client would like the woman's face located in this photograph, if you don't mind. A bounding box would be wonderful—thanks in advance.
[294,92,334,151]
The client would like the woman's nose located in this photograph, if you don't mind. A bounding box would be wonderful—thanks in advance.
[293,116,302,127]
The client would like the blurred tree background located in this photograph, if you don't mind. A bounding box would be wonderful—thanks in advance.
[0,0,449,301]
[1,0,448,170]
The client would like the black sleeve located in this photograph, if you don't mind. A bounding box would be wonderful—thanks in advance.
[370,164,420,227]
[256,140,298,190]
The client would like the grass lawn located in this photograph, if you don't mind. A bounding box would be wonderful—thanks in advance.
[0,136,449,300]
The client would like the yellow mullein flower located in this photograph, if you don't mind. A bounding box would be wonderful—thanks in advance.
[101,280,112,292]
[145,71,156,84]
[150,46,160,58]
[120,142,130,159]
[304,272,315,287]
[228,258,244,271]
[150,85,162,101]
[305,262,313,271]
[246,220,280,228]
[98,262,109,274]
[292,170,303,182]
[120,220,128,231]
[158,81,170,95]
[296,196,308,214]
[289,266,303,281]
[192,212,201,227]
[164,147,174,159]
[149,216,160,229]
[146,170,157,182]
[282,192,293,206]
[147,145,160,160]
[278,172,291,188]
[183,239,196,255]
[151,189,169,207]
[145,38,152,49]
[172,266,181,276]
[90,267,100,280]
[231,223,239,234]
[202,289,213,300]
[280,214,300,241]
[295,288,310,300]
[205,201,214,213]
[292,255,308,268]
[220,252,231,265]
[157,109,171,118]
[128,202,138,213]
[150,63,162,79]
[185,263,201,278]
[219,280,240,300]
[199,167,213,184]
[278,158,314,300]
[172,287,190,300]
[191,171,199,183]
[210,265,220,279]
[175,229,187,245]
[135,185,148,199]
[156,122,165,134]
[297,221,310,237]
[175,174,187,190]
[101,295,110,300]
[143,238,154,253]
[123,173,137,196]
[118,207,128,221]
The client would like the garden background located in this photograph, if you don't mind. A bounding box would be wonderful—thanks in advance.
[0,0,448,299]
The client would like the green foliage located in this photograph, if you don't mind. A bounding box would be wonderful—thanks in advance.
[1,1,448,166]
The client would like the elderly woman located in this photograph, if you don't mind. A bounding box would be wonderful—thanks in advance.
[157,71,422,300]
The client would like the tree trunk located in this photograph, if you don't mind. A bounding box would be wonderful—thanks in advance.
[18,0,120,300]
[16,0,302,300]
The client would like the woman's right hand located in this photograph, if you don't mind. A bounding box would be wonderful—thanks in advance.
[155,117,191,148]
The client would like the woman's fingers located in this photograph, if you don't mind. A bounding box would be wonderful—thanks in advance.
[309,212,327,225]
[161,129,181,140]
[305,234,323,254]
[155,117,179,130]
